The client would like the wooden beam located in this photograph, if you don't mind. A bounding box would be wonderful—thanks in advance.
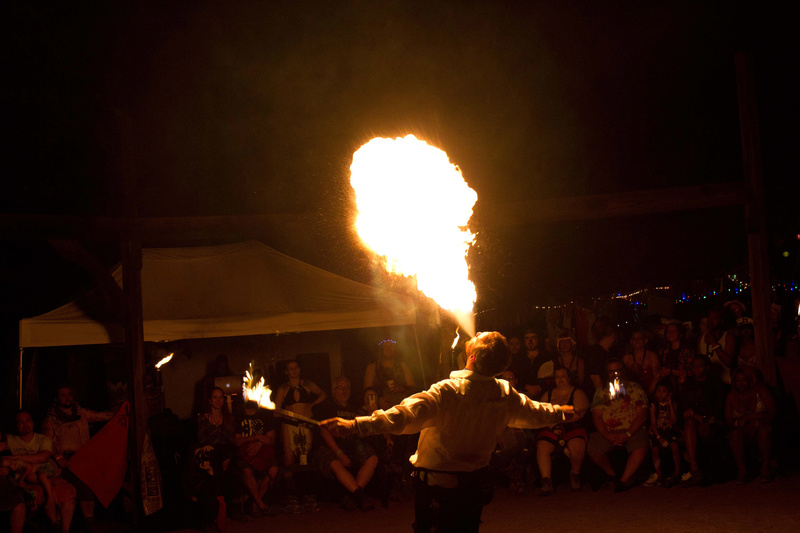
[477,182,750,227]
[0,213,311,241]
[736,52,775,386]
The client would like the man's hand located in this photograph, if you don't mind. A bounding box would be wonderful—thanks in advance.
[320,418,356,438]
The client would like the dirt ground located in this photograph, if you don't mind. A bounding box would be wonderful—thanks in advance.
[172,473,800,533]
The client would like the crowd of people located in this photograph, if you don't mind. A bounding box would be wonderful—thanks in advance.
[3,298,799,532]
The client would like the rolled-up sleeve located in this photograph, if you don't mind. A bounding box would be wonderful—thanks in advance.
[354,389,441,437]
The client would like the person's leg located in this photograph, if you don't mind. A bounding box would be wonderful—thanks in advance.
[620,448,647,484]
[684,418,700,473]
[60,496,76,533]
[728,428,747,479]
[356,455,378,489]
[329,459,359,492]
[242,468,266,510]
[412,474,435,533]
[39,471,59,525]
[757,424,772,478]
[566,438,587,475]
[10,501,26,533]
[670,442,682,477]
[651,445,663,478]
[536,440,555,479]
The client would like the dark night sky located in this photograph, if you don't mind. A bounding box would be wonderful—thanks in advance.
[1,1,798,319]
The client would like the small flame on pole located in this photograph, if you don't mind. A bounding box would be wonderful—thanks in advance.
[242,363,276,410]
[608,377,626,399]
[154,353,173,370]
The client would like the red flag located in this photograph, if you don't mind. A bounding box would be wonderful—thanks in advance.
[68,402,129,508]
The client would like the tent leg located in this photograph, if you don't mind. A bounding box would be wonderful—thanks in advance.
[18,348,24,410]
[413,324,427,389]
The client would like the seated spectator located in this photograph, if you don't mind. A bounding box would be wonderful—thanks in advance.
[644,381,682,488]
[657,322,694,392]
[536,367,589,495]
[317,377,379,511]
[364,340,416,409]
[588,359,649,492]
[725,367,775,483]
[5,410,77,533]
[552,333,585,392]
[515,329,554,398]
[679,355,727,486]
[622,329,660,396]
[42,386,111,529]
[193,387,237,531]
[1,429,26,533]
[235,400,278,517]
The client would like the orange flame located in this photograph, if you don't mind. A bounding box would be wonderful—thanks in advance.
[351,135,477,334]
[242,364,275,410]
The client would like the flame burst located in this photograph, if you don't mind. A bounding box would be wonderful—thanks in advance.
[242,364,275,409]
[350,135,477,334]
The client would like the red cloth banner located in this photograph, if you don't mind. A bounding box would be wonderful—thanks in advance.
[68,402,129,508]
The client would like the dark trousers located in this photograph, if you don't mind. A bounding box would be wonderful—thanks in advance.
[412,468,491,533]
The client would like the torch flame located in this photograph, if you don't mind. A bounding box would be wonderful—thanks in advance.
[154,353,173,370]
[242,364,275,410]
[608,377,626,399]
[350,135,478,335]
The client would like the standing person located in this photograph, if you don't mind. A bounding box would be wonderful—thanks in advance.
[322,332,573,533]
[643,382,682,488]
[273,360,326,512]
[515,329,553,398]
[697,308,736,385]
[364,340,416,409]
[658,322,694,392]
[725,367,775,483]
[42,386,112,528]
[623,330,661,396]
[552,333,585,391]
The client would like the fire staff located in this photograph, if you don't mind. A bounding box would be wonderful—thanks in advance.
[322,331,574,532]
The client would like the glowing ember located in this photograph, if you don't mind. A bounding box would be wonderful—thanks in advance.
[242,364,275,410]
[154,353,173,370]
[350,134,478,334]
[608,377,626,399]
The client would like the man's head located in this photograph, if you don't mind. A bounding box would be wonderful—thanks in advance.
[466,332,511,377]
[244,400,258,415]
[56,386,74,409]
[507,336,522,355]
[606,358,625,382]
[692,354,709,380]
[707,308,724,331]
[523,330,539,352]
[15,411,34,437]
[498,369,518,389]
[332,376,351,405]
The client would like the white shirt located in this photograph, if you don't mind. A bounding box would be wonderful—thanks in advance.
[353,369,565,474]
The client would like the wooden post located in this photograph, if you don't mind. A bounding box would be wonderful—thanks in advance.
[122,238,147,517]
[735,52,775,386]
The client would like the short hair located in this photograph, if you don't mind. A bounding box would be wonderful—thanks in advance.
[333,376,351,387]
[467,332,511,376]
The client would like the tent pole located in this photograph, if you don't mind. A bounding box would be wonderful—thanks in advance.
[18,348,24,409]
[413,323,427,389]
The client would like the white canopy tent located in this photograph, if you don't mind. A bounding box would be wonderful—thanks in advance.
[19,240,416,348]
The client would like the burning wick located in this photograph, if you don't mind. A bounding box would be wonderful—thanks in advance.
[242,363,320,426]
[350,134,478,335]
[608,376,626,399]
[154,353,173,370]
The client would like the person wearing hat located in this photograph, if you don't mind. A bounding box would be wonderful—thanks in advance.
[364,339,416,410]
[553,332,585,391]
